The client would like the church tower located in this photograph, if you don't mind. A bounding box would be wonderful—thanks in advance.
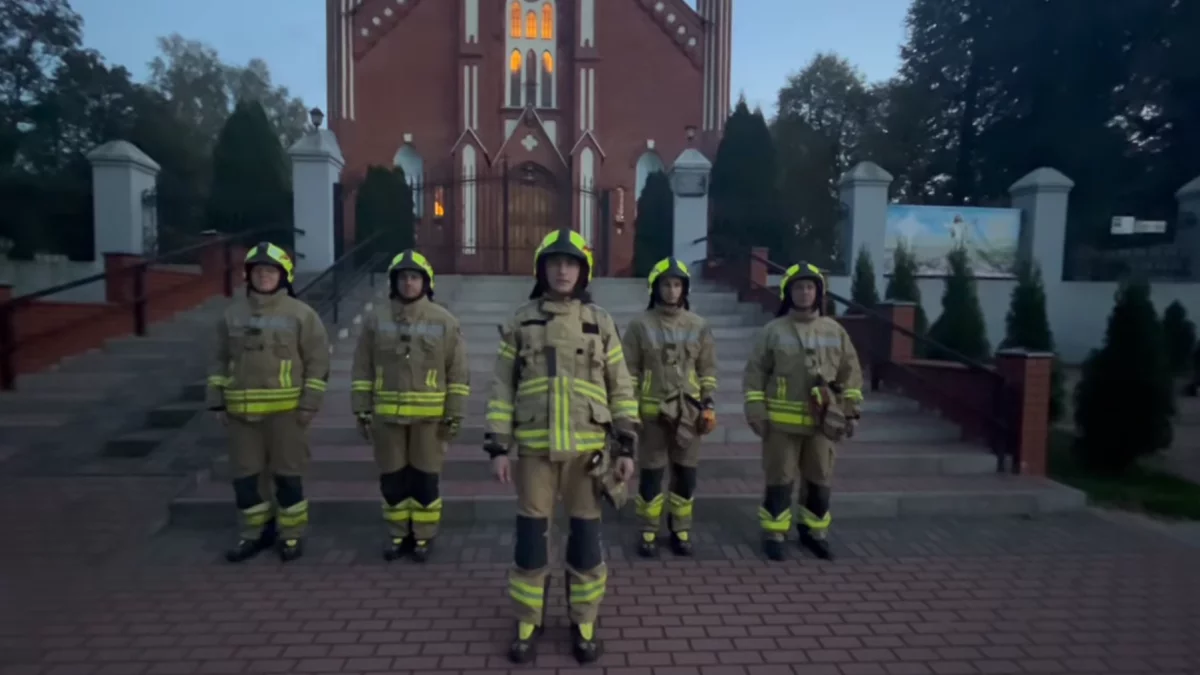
[697,0,732,133]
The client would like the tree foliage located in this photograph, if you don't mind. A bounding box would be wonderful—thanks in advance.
[847,246,879,314]
[1000,259,1066,422]
[355,165,414,252]
[709,99,787,262]
[207,100,291,242]
[1073,280,1175,473]
[1162,301,1196,375]
[927,246,990,361]
[632,170,674,278]
[883,241,928,336]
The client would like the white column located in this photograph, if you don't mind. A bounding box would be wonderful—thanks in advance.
[1174,175,1200,281]
[288,129,346,272]
[1008,167,1074,285]
[86,140,161,257]
[837,161,893,287]
[670,148,712,267]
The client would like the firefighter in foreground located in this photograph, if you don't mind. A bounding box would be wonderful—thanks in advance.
[623,257,718,558]
[483,228,639,665]
[207,242,331,563]
[350,250,468,562]
[742,262,863,562]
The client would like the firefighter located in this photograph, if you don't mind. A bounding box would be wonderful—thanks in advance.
[742,262,863,562]
[623,257,718,558]
[206,242,331,564]
[482,228,639,665]
[349,250,468,563]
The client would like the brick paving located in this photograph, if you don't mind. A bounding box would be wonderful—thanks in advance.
[3,509,1200,675]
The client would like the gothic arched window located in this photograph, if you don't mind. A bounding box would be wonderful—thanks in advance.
[510,2,521,38]
[540,51,554,107]
[541,4,554,40]
[525,11,537,39]
[509,50,522,106]
[524,49,537,106]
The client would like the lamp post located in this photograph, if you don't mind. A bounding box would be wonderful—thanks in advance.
[685,125,697,144]
[309,107,325,130]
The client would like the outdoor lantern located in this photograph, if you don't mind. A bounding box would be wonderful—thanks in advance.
[685,125,697,142]
[309,107,325,129]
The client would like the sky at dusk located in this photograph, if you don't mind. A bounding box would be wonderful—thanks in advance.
[71,0,909,118]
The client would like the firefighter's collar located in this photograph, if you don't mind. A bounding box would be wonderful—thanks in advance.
[790,307,819,323]
[248,289,286,310]
[392,294,428,316]
[539,298,579,315]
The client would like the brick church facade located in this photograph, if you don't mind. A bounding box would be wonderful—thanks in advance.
[326,0,732,275]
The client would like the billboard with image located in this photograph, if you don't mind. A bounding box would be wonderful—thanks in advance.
[884,204,1021,278]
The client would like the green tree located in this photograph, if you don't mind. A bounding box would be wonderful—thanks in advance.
[1162,300,1196,375]
[927,246,990,361]
[709,99,786,261]
[847,246,880,314]
[632,170,673,277]
[1000,259,1066,422]
[354,165,414,252]
[884,241,928,336]
[1073,279,1174,472]
[206,99,291,242]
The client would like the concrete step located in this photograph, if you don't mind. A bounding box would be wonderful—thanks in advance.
[104,334,205,356]
[146,401,205,429]
[170,473,1087,528]
[0,389,112,414]
[12,371,135,393]
[49,349,181,375]
[102,428,174,458]
[301,412,962,446]
[181,380,207,403]
[208,441,998,482]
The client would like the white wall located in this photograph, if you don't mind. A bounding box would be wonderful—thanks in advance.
[0,257,105,302]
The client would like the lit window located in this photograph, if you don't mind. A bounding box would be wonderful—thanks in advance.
[510,2,521,38]
[509,50,522,105]
[433,187,445,219]
[540,51,553,107]
[541,4,554,39]
[542,51,553,73]
[525,11,537,38]
[509,49,522,72]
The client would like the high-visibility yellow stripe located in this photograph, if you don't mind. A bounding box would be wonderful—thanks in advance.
[447,383,470,396]
[800,507,831,531]
[508,578,545,609]
[569,574,607,605]
[635,493,664,519]
[758,506,792,533]
[304,378,326,391]
[351,380,373,392]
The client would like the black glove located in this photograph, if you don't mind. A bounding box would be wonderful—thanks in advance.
[483,432,510,459]
[611,421,638,459]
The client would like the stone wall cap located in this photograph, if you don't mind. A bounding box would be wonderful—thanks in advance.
[288,129,346,166]
[672,147,712,170]
[1009,167,1074,194]
[86,140,161,173]
[1176,175,1200,199]
[837,161,893,187]
[996,347,1056,358]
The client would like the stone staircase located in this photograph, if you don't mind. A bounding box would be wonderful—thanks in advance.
[170,274,1086,528]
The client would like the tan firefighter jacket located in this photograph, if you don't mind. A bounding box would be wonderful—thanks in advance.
[486,298,639,457]
[206,292,331,418]
[623,306,718,428]
[349,296,469,422]
[742,313,864,435]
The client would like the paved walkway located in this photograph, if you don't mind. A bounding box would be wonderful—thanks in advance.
[3,496,1200,675]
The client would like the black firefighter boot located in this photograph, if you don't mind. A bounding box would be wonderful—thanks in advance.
[762,536,787,562]
[637,531,659,558]
[507,579,550,664]
[670,530,694,556]
[278,538,305,563]
[411,538,434,563]
[799,529,834,561]
[382,536,413,562]
[571,621,602,664]
[224,518,278,563]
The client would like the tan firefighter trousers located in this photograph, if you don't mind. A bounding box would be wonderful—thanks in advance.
[635,420,701,534]
[508,452,607,627]
[372,420,447,542]
[227,410,311,541]
[758,428,836,541]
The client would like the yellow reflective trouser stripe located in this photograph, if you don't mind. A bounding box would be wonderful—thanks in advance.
[208,375,230,388]
[844,388,863,402]
[758,506,792,533]
[635,493,664,519]
[745,390,765,403]
[411,498,443,523]
[225,388,301,414]
[766,398,815,426]
[277,500,309,528]
[351,380,373,392]
[382,499,412,523]
[278,360,293,388]
[498,342,517,360]
[487,399,513,423]
[509,578,545,609]
[304,378,326,392]
[447,383,470,396]
[668,492,693,517]
[800,507,831,531]
[241,502,272,527]
[569,574,607,605]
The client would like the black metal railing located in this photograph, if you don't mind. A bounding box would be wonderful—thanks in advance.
[295,230,391,324]
[0,226,301,390]
[697,236,1019,473]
